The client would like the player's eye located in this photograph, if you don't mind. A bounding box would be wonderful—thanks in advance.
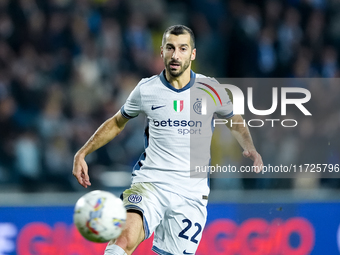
[181,47,187,51]
[166,46,173,50]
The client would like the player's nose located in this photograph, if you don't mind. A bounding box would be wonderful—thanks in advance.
[172,48,180,59]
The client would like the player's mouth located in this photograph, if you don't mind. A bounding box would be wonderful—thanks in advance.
[169,62,181,69]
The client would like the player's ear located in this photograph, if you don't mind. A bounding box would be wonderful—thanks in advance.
[191,48,196,61]
[160,46,163,58]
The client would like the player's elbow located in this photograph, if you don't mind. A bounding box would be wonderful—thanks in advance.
[116,126,125,136]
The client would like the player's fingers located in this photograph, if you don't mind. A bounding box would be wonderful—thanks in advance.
[79,172,89,188]
[80,172,88,188]
[81,174,91,187]
[72,164,82,184]
[76,169,87,187]
[254,154,263,173]
[244,150,263,173]
[73,158,88,188]
[81,160,91,186]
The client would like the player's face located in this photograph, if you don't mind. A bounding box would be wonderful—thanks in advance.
[161,33,196,77]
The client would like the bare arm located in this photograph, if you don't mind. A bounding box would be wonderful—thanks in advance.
[72,111,129,187]
[226,114,263,172]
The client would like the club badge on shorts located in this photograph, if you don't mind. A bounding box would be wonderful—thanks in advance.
[128,194,142,204]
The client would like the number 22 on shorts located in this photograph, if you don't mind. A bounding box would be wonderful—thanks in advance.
[178,219,202,244]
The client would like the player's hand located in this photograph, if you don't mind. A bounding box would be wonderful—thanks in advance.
[243,150,263,173]
[73,154,91,188]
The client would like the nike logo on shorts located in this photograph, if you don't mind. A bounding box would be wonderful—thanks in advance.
[183,250,194,254]
[151,105,165,110]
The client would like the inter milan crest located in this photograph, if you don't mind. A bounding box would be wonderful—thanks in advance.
[173,100,184,112]
[193,98,202,115]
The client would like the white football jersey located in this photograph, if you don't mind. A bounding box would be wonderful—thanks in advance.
[121,70,233,201]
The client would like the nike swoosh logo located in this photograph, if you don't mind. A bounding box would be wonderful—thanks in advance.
[151,105,166,110]
[183,250,194,255]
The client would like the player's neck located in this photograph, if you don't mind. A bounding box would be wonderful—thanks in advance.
[165,69,191,90]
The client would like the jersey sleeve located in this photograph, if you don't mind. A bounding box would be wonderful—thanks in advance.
[214,86,234,119]
[120,81,143,119]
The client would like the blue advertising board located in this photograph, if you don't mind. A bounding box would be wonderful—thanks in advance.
[0,202,339,255]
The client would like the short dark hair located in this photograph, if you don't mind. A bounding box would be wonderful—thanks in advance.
[162,25,195,49]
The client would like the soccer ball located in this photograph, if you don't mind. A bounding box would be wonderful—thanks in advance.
[73,190,126,243]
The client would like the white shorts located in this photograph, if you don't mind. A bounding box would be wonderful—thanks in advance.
[122,182,208,255]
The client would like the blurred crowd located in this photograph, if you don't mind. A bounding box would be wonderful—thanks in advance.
[0,0,339,192]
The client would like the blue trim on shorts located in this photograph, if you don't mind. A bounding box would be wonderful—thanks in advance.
[152,246,174,255]
[125,205,150,240]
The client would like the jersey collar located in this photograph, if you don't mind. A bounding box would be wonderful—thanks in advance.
[160,69,196,93]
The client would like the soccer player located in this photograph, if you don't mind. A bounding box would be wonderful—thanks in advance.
[72,25,263,255]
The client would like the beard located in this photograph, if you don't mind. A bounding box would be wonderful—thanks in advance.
[165,58,191,77]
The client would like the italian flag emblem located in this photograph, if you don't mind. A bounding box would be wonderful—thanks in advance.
[173,100,184,112]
